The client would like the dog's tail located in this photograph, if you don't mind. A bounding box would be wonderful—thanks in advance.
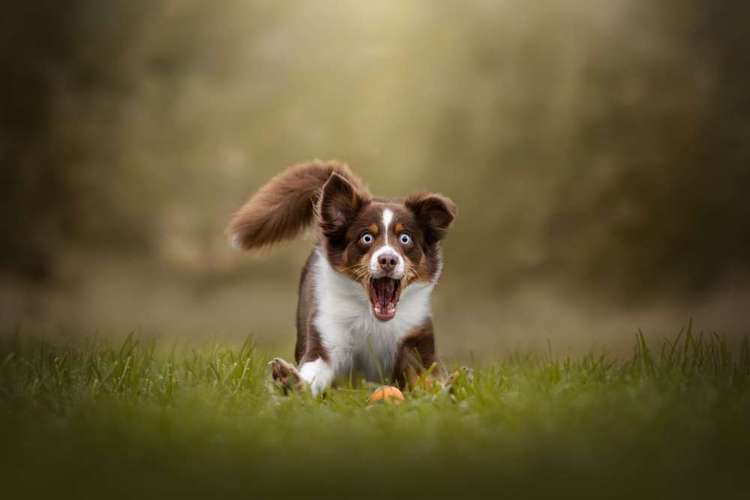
[228,160,368,250]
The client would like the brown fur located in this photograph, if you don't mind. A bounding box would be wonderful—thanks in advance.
[228,160,369,250]
[295,251,328,364]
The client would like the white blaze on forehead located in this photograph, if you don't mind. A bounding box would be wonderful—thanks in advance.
[382,208,394,243]
[369,207,405,278]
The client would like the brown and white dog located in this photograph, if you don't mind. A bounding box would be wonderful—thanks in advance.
[228,161,456,396]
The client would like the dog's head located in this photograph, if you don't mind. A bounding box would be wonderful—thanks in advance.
[318,173,456,321]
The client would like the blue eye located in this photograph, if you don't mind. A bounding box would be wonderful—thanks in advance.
[399,234,411,245]
[361,233,374,245]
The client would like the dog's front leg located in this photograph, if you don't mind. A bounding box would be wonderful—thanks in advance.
[269,357,304,393]
[270,356,335,397]
[394,322,439,389]
[298,358,335,397]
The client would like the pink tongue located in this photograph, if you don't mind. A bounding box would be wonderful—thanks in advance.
[374,302,396,316]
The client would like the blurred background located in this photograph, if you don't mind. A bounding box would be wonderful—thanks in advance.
[2,0,749,358]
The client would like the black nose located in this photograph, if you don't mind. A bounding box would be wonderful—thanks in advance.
[378,252,399,272]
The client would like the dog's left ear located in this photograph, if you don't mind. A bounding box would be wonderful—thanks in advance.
[405,192,457,244]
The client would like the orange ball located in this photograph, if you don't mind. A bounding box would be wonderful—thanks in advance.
[369,386,405,404]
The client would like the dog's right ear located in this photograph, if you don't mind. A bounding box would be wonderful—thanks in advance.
[405,192,457,245]
[318,173,367,237]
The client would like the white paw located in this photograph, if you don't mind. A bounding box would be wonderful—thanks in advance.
[298,358,335,397]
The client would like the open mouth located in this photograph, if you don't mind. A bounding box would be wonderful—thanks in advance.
[368,277,402,321]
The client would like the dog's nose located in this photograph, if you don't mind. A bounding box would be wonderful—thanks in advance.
[378,252,399,273]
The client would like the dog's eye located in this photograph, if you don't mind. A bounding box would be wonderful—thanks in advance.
[361,233,374,245]
[399,234,411,245]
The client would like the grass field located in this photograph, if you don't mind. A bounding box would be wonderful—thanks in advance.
[1,327,749,499]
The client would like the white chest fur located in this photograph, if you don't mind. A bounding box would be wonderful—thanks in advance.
[311,249,434,381]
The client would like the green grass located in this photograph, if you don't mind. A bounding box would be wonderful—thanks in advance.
[1,328,749,499]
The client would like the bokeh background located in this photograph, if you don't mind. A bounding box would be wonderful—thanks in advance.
[3,0,749,358]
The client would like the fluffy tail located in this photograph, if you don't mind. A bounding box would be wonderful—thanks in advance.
[228,160,367,250]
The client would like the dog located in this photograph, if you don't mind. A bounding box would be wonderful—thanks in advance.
[228,161,456,396]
